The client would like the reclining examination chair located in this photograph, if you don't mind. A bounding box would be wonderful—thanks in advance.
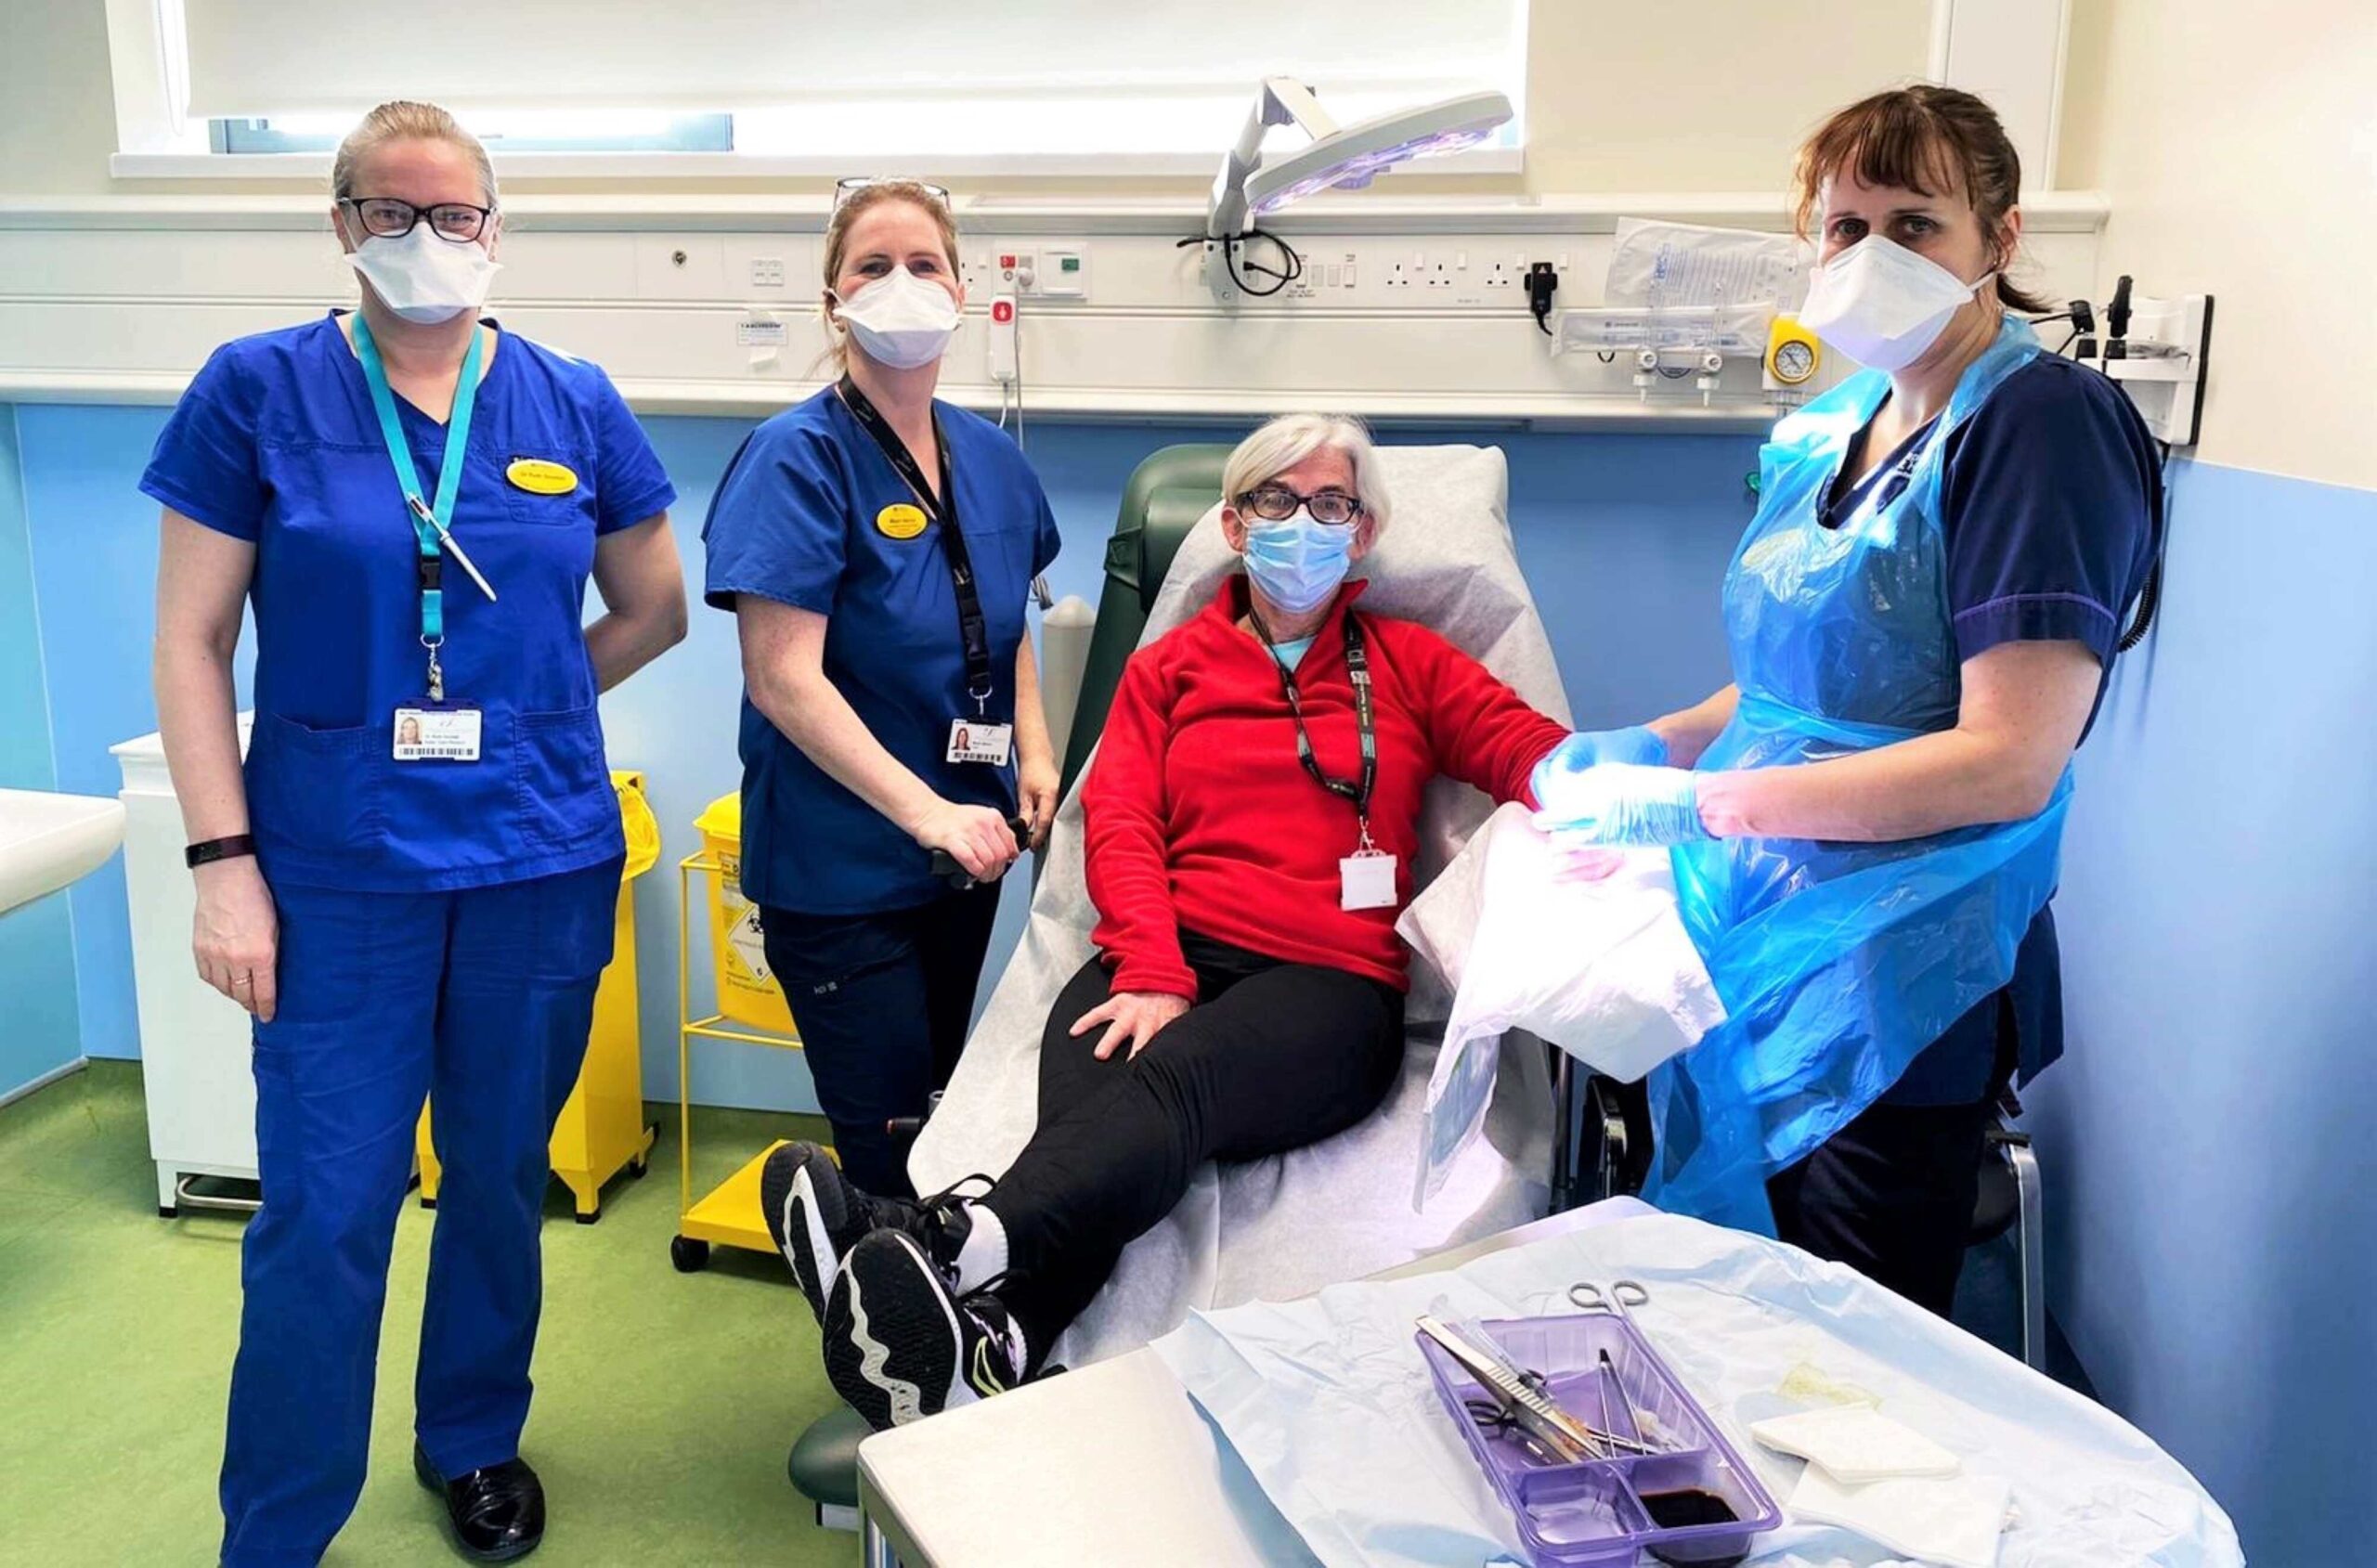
[788,441,1604,1525]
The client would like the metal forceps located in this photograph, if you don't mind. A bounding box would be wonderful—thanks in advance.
[1567,1279,1656,1451]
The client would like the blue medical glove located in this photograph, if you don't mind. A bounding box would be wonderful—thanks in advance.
[1530,725,1669,817]
[1531,763,1711,848]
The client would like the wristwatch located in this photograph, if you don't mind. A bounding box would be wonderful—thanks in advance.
[185,835,258,870]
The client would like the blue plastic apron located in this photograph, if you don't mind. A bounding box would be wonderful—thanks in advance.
[1646,316,2072,1235]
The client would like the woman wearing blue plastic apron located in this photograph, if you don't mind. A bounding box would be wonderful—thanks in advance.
[1536,87,2160,1315]
[145,102,684,1567]
[703,181,1062,1199]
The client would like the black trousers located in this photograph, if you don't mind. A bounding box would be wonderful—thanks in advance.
[985,932,1405,1356]
[760,883,1002,1198]
[1763,1005,2020,1316]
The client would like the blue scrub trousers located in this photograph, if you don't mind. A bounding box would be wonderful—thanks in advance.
[218,859,620,1568]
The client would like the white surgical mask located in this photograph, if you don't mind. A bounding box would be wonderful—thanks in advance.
[344,217,501,326]
[831,266,961,369]
[1796,235,1994,372]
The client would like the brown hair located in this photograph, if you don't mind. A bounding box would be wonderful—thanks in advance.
[820,181,963,368]
[331,100,498,210]
[1792,85,2049,315]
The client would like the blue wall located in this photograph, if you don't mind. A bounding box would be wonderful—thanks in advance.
[20,391,2368,1553]
[2028,460,2377,1565]
[0,409,84,1100]
[6,403,1757,1112]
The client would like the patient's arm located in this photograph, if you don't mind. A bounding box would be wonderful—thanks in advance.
[1081,656,1198,999]
[1648,685,1739,768]
[1402,624,1573,806]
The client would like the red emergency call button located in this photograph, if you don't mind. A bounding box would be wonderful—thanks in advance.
[992,300,1016,323]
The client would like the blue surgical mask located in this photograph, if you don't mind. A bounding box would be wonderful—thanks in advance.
[1241,511,1355,616]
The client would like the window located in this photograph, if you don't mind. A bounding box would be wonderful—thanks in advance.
[211,113,734,156]
[111,0,1527,177]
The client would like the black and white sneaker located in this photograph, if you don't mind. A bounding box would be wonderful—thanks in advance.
[759,1141,990,1325]
[823,1229,1028,1432]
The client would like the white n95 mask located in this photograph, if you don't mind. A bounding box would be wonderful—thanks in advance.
[344,221,501,326]
[1796,235,1994,371]
[831,267,962,369]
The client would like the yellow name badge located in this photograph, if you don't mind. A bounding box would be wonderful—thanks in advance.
[505,458,579,496]
[876,503,929,540]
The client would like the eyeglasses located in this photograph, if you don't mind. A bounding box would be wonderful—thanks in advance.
[833,176,953,211]
[1236,485,1364,525]
[340,197,496,243]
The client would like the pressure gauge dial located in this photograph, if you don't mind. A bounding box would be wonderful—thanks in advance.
[1771,339,1817,383]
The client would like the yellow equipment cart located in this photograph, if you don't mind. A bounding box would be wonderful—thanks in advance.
[669,792,807,1272]
[418,771,663,1222]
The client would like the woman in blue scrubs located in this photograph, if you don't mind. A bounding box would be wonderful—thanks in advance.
[1538,87,2160,1315]
[704,181,1061,1198]
[146,102,685,1566]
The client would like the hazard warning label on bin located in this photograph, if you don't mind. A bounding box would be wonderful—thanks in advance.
[727,904,772,983]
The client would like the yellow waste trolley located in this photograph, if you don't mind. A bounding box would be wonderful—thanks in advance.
[418,771,662,1222]
[669,792,807,1272]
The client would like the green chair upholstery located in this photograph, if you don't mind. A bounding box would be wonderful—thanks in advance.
[1057,444,1235,801]
[785,1404,867,1515]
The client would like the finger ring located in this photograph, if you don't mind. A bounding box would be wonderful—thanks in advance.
[230,973,253,989]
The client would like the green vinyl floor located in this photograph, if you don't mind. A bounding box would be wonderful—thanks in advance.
[0,1060,856,1567]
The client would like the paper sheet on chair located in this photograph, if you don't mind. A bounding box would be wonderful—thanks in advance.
[1401,803,1726,1206]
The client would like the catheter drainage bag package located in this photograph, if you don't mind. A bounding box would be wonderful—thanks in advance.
[1400,803,1728,1207]
[1156,1211,2243,1568]
[913,444,1570,1368]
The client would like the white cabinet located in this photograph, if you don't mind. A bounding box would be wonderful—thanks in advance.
[116,719,260,1215]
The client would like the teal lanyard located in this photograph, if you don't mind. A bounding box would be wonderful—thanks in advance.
[353,313,486,700]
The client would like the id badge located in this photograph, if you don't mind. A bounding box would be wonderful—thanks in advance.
[1340,849,1399,911]
[947,719,1014,767]
[393,704,483,762]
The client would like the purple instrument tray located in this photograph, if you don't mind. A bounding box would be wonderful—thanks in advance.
[1416,1313,1782,1566]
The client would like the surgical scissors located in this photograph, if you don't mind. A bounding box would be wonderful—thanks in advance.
[1567,1278,1650,1318]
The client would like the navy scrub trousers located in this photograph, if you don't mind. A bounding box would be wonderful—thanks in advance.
[219,860,620,1566]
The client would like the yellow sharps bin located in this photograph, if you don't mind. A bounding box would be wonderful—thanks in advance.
[669,791,808,1273]
[418,771,662,1223]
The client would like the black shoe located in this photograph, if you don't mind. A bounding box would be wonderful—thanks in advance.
[759,1141,987,1324]
[413,1442,544,1563]
[822,1230,1028,1432]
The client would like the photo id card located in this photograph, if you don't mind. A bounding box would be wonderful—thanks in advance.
[393,705,483,762]
[1340,849,1399,911]
[947,719,1014,767]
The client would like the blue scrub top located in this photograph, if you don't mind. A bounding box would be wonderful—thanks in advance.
[141,312,677,893]
[702,387,1060,914]
[1824,355,2159,1104]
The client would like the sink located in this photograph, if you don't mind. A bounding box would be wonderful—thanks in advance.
[0,788,128,916]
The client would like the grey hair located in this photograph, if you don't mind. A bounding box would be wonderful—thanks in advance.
[331,100,498,209]
[1221,414,1390,534]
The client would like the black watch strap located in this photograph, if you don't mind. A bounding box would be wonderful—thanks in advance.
[186,835,257,870]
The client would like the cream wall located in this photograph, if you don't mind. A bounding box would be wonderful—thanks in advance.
[4,0,1935,200]
[2057,0,2377,488]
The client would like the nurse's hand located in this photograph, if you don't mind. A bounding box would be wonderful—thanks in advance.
[192,858,279,1023]
[1018,753,1060,850]
[1532,763,1713,849]
[1073,990,1192,1061]
[911,800,1020,882]
[1530,725,1669,819]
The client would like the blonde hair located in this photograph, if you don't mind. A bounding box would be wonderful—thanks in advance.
[821,181,963,369]
[1223,415,1391,535]
[331,100,498,209]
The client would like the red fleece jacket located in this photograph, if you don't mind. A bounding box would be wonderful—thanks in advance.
[1082,577,1569,996]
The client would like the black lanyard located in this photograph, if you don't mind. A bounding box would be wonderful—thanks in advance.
[1250,606,1376,829]
[837,376,996,711]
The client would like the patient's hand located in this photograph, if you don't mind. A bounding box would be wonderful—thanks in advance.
[1072,990,1192,1061]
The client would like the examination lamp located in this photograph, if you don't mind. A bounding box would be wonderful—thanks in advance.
[1204,78,1515,241]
